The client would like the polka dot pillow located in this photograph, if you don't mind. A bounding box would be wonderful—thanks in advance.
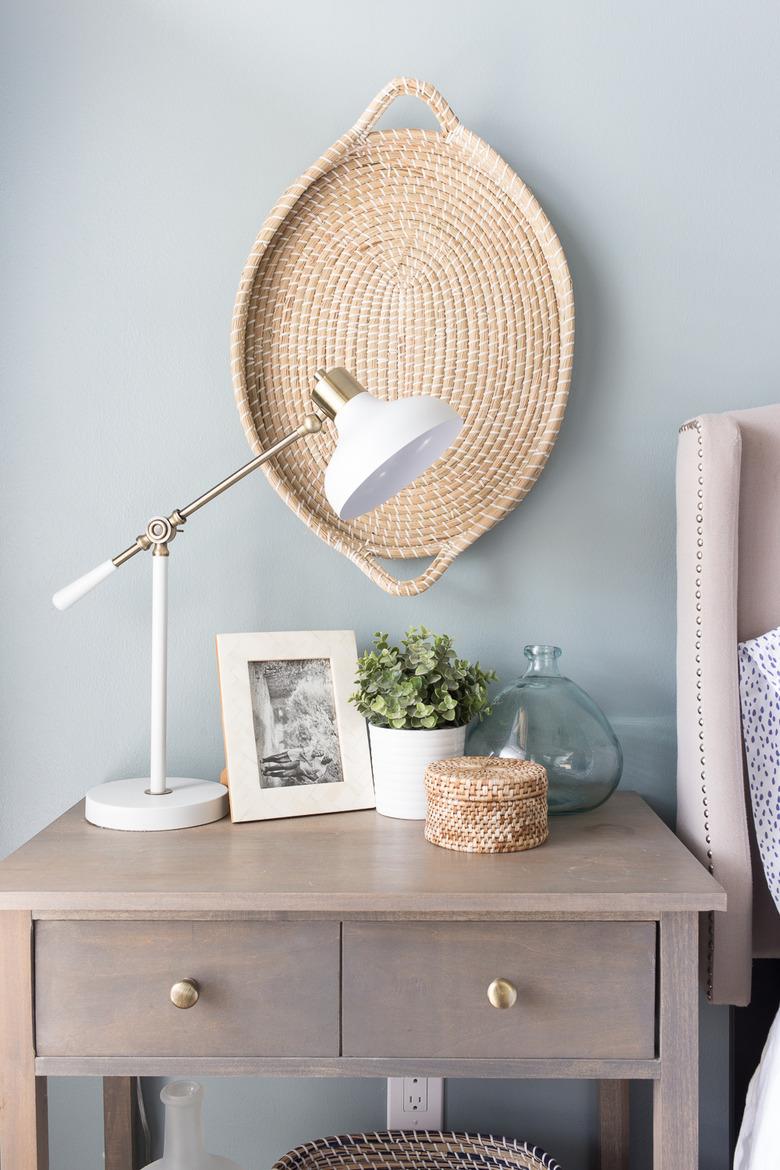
[739,626,780,914]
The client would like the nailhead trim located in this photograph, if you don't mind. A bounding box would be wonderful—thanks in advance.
[681,417,715,1000]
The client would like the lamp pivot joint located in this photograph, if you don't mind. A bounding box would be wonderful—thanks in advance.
[311,367,367,420]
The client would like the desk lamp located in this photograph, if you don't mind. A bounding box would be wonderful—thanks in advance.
[53,368,462,831]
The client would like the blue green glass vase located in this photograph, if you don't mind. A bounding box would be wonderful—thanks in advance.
[466,644,622,814]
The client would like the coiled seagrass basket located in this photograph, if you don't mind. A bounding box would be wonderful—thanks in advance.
[232,77,574,596]
[272,1131,562,1170]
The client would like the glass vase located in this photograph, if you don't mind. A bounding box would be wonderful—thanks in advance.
[467,644,622,815]
[141,1081,244,1170]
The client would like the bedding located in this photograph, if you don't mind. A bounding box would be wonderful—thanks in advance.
[738,626,780,914]
[734,1008,780,1170]
[734,626,780,1168]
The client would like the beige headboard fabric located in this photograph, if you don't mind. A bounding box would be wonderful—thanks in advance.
[676,404,780,1006]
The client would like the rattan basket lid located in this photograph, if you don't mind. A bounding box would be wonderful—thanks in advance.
[232,78,574,596]
[424,756,548,802]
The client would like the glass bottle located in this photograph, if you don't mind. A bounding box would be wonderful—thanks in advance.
[141,1081,244,1170]
[467,645,622,815]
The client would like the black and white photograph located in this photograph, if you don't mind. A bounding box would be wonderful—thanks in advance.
[217,630,374,823]
[247,658,344,788]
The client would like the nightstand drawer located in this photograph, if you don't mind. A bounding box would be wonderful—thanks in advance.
[342,921,656,1059]
[35,920,340,1057]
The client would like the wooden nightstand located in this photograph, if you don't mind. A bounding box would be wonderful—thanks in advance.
[0,792,725,1170]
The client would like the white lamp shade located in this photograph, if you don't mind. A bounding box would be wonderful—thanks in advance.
[324,393,463,520]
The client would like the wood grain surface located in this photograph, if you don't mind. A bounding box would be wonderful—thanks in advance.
[599,1079,630,1170]
[35,1055,661,1079]
[342,921,656,1059]
[0,911,48,1170]
[35,920,339,1058]
[0,794,726,914]
[653,912,699,1168]
[102,1078,142,1170]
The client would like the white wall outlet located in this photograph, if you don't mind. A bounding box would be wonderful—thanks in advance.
[387,1077,444,1130]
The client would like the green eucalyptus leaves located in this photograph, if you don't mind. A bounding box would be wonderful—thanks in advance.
[351,627,496,730]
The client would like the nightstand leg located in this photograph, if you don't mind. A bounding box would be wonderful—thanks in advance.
[103,1077,143,1170]
[0,911,49,1170]
[599,1080,629,1169]
[653,912,698,1169]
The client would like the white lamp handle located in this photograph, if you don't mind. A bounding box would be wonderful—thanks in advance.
[52,558,117,611]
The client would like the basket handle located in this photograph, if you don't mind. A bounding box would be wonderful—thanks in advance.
[353,77,461,140]
[349,543,460,597]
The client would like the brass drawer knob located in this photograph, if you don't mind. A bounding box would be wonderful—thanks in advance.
[487,977,517,1009]
[170,978,200,1009]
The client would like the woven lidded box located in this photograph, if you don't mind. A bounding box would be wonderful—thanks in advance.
[424,756,548,853]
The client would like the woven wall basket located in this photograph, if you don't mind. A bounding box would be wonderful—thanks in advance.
[232,78,574,596]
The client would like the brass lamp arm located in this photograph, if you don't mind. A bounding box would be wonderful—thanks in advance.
[52,412,324,611]
[52,367,355,610]
[112,413,323,566]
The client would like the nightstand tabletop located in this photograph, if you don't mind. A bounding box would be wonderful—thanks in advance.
[0,791,725,914]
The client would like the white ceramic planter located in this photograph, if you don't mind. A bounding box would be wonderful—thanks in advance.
[368,723,467,820]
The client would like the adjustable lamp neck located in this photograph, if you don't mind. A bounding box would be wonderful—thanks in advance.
[108,414,324,574]
[51,410,323,611]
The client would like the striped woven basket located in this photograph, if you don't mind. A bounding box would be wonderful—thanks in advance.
[232,77,574,596]
[272,1131,562,1170]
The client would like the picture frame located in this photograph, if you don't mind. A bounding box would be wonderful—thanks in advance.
[216,630,375,823]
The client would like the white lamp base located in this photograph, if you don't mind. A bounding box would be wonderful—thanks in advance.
[85,777,229,831]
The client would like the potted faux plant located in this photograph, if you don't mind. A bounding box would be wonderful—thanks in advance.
[351,627,495,819]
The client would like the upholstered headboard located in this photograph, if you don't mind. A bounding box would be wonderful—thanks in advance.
[676,404,780,1006]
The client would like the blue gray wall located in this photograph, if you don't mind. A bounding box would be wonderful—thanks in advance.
[4,1,779,1166]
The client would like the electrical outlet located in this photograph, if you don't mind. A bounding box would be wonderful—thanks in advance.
[387,1077,444,1130]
